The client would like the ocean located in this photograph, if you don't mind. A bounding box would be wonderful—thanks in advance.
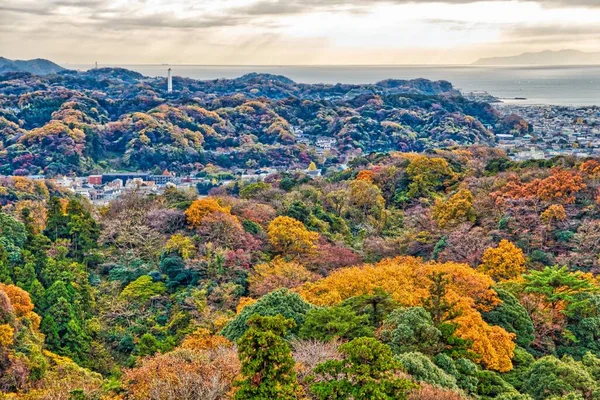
[68,64,600,107]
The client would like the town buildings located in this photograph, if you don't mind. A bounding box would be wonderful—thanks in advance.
[494,104,600,160]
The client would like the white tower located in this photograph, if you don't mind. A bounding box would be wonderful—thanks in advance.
[167,68,173,93]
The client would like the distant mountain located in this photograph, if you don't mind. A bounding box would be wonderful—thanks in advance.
[0,57,65,75]
[473,50,600,66]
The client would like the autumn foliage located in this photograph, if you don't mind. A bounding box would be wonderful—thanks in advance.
[495,168,586,205]
[124,347,240,400]
[6,69,600,399]
[479,240,526,282]
[185,197,232,228]
[356,169,375,182]
[267,216,319,257]
[248,257,319,297]
[165,233,196,259]
[299,256,516,371]
[432,189,476,228]
[540,204,567,225]
[0,283,35,318]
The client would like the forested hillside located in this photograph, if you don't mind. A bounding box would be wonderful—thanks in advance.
[2,148,600,398]
[0,57,65,76]
[0,68,526,176]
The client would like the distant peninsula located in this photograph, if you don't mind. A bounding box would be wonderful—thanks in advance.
[0,57,66,75]
[473,49,600,66]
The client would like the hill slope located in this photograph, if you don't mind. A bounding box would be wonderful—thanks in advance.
[0,57,66,75]
[0,68,517,176]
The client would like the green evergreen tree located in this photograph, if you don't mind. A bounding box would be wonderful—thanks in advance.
[66,199,99,260]
[234,315,302,400]
[39,280,91,363]
[482,288,534,349]
[396,351,458,390]
[418,273,475,359]
[423,272,460,324]
[341,288,398,327]
[14,261,37,293]
[0,211,28,262]
[19,207,36,238]
[137,333,161,356]
[299,305,374,342]
[0,245,12,284]
[44,196,69,241]
[523,266,597,311]
[522,355,599,400]
[222,289,312,341]
[380,307,443,356]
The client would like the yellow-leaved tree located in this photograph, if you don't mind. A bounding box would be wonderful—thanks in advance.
[479,240,526,282]
[248,258,319,296]
[15,200,48,234]
[180,328,232,351]
[0,323,14,347]
[540,204,567,226]
[165,234,196,260]
[267,216,319,257]
[405,155,456,199]
[299,256,516,372]
[347,179,386,230]
[432,189,476,228]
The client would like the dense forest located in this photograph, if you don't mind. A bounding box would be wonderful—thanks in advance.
[3,148,600,399]
[0,68,528,176]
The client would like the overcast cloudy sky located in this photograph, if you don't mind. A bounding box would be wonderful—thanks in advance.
[0,0,598,65]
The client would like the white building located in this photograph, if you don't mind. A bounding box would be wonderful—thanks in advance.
[315,137,336,149]
[167,68,173,93]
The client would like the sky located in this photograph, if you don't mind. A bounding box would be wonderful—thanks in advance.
[0,0,599,65]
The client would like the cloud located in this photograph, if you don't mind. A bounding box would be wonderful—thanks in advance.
[1,0,599,65]
[0,0,109,16]
[89,13,245,29]
[0,4,55,16]
[0,0,248,31]
[503,24,600,45]
[538,0,600,7]
[3,0,598,22]
[227,0,600,17]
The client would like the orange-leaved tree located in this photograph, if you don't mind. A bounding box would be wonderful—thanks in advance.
[180,328,232,351]
[185,197,231,229]
[124,346,239,400]
[579,159,600,179]
[0,283,35,318]
[0,284,46,392]
[355,169,374,183]
[495,168,585,205]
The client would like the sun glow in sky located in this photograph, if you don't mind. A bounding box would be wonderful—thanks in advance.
[1,0,599,65]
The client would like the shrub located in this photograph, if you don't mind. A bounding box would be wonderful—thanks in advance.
[397,352,458,390]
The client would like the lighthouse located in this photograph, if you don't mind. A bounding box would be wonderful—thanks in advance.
[167,68,173,93]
